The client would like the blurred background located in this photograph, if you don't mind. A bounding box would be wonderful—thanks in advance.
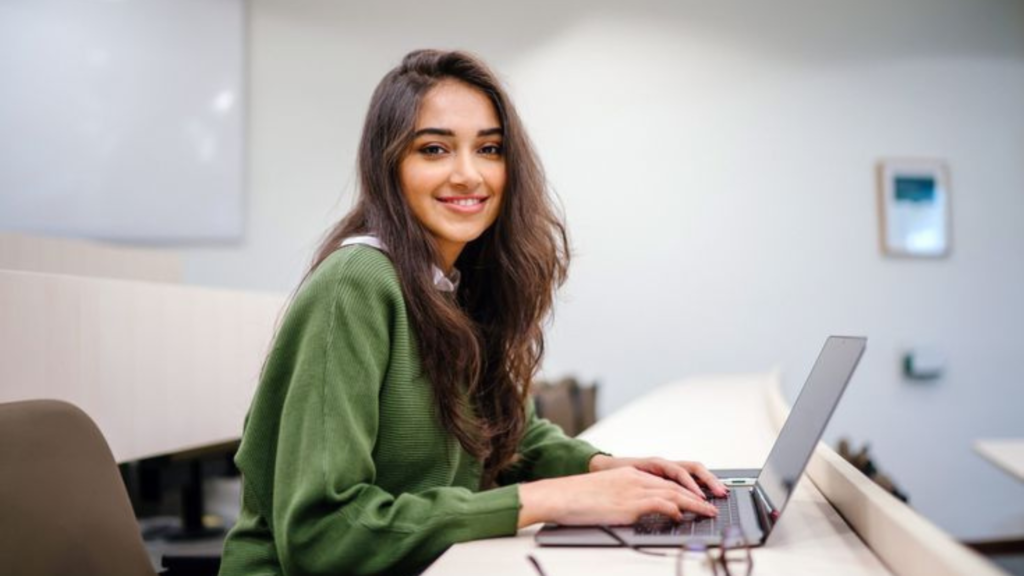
[1,0,1022,569]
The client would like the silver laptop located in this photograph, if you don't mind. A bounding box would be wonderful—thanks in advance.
[535,335,866,548]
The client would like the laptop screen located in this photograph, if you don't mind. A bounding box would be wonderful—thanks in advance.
[756,336,866,518]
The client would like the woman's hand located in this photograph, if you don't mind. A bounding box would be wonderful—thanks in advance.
[517,467,719,528]
[588,455,729,499]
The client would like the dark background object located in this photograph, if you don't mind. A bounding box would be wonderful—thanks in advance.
[837,438,909,503]
[122,444,238,575]
[532,376,598,437]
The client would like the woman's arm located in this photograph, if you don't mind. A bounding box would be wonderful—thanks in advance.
[517,467,719,528]
[501,400,722,528]
[230,249,522,576]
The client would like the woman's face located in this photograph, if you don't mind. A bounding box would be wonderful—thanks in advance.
[399,79,506,272]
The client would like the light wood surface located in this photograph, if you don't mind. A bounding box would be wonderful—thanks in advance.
[975,440,1024,483]
[0,269,284,462]
[425,373,892,576]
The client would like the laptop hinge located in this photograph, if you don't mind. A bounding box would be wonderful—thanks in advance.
[752,484,778,535]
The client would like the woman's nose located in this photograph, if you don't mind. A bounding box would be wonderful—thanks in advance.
[449,151,484,189]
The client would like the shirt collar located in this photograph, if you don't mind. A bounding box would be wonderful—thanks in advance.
[339,235,460,293]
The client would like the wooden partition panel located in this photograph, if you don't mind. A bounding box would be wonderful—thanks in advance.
[0,233,182,283]
[765,380,1005,576]
[0,269,285,462]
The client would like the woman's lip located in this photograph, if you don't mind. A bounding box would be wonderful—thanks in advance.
[437,195,488,202]
[436,196,488,214]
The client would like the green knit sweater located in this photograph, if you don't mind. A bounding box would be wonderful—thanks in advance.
[218,245,602,576]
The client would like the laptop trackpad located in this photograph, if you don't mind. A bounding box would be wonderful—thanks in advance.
[534,525,622,547]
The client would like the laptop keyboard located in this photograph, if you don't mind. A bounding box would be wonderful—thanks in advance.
[634,490,741,537]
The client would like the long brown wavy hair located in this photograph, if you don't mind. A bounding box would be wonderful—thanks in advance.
[305,49,569,487]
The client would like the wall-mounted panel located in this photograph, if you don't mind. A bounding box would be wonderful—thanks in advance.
[0,0,245,243]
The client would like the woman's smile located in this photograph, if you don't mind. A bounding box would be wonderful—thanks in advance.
[436,195,490,214]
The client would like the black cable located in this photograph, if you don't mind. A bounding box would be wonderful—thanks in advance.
[597,525,677,557]
[526,554,548,576]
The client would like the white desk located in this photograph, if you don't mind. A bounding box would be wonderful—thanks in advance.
[425,374,891,576]
[975,440,1024,483]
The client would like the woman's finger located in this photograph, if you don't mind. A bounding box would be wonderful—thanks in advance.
[650,459,705,498]
[635,467,703,500]
[647,489,718,517]
[682,461,729,496]
[640,497,686,522]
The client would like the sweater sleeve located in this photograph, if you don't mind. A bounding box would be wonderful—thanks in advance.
[498,398,606,486]
[234,250,521,576]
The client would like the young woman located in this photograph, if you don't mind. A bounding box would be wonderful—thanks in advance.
[218,49,727,576]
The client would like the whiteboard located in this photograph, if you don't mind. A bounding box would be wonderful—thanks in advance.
[0,0,245,243]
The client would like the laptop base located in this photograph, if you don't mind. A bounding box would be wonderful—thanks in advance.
[536,470,765,548]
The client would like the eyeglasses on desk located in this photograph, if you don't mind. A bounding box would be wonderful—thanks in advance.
[526,525,753,576]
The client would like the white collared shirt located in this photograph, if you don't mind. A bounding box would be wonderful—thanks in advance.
[340,235,460,292]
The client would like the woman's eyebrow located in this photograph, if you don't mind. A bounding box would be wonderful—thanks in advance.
[413,127,503,138]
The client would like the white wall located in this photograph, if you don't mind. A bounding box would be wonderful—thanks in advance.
[177,0,1024,542]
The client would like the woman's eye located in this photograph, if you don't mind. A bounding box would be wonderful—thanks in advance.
[420,144,447,156]
[480,144,503,156]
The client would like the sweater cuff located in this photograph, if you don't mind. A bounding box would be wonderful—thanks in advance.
[574,442,610,475]
[545,438,607,477]
[449,484,521,540]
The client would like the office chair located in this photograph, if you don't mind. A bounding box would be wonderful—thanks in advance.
[0,399,158,576]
